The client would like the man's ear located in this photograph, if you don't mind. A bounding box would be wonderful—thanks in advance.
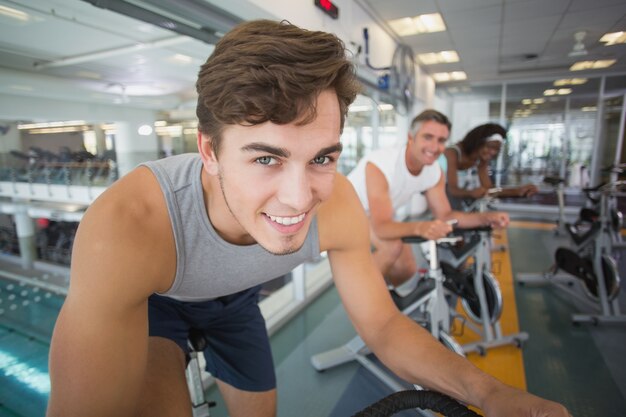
[197,132,219,176]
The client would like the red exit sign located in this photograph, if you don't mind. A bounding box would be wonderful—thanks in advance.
[315,0,339,19]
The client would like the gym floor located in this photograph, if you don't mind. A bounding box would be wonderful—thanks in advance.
[0,221,625,416]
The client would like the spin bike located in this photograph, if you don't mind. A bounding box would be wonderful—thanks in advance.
[439,219,529,354]
[517,180,626,325]
[186,329,217,417]
[352,390,479,417]
[310,232,467,399]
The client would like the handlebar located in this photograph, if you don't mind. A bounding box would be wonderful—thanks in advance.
[352,390,480,417]
[401,226,493,245]
[401,236,463,245]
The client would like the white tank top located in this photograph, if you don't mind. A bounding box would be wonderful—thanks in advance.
[348,145,441,219]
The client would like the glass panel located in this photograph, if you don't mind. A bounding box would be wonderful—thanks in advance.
[598,94,625,183]
[339,94,396,175]
[502,78,600,187]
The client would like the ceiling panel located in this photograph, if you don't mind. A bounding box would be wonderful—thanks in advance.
[363,0,436,21]
[502,0,570,22]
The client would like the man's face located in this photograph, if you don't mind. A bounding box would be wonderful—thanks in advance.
[408,120,449,166]
[205,90,342,255]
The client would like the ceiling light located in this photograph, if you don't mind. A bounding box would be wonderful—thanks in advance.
[18,120,87,130]
[417,50,459,65]
[168,53,193,64]
[388,13,446,36]
[582,106,597,112]
[533,98,546,104]
[570,59,616,71]
[138,125,153,136]
[75,71,102,80]
[557,88,572,95]
[543,89,557,96]
[432,71,467,82]
[554,78,587,86]
[348,105,373,112]
[521,99,532,105]
[600,31,626,46]
[0,5,30,22]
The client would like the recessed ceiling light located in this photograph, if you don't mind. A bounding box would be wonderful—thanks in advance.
[76,71,102,80]
[599,31,626,46]
[388,13,446,36]
[432,71,466,82]
[417,50,459,65]
[554,78,587,86]
[0,5,30,22]
[169,54,193,64]
[570,59,616,71]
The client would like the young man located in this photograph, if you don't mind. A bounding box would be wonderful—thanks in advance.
[46,21,570,417]
[348,110,511,287]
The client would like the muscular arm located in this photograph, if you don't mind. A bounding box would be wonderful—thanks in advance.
[319,175,567,416]
[47,168,175,417]
[365,162,450,240]
[426,174,509,229]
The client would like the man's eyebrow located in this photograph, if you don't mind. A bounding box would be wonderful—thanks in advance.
[240,143,290,158]
[315,143,343,159]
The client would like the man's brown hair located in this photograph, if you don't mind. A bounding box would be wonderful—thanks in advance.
[196,19,361,155]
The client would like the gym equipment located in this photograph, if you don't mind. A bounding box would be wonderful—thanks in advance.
[517,180,626,325]
[440,222,528,355]
[186,329,216,417]
[352,390,479,417]
[310,233,466,398]
[543,176,569,236]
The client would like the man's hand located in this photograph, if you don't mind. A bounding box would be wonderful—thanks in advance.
[470,187,489,199]
[482,211,509,228]
[481,385,571,417]
[415,219,453,240]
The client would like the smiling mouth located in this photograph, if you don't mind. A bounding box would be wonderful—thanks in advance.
[266,212,306,226]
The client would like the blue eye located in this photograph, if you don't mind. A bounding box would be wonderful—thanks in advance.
[313,156,335,165]
[257,156,275,165]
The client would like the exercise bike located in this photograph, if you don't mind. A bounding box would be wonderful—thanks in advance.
[517,180,626,325]
[352,390,479,417]
[310,232,467,403]
[186,329,217,417]
[439,223,529,355]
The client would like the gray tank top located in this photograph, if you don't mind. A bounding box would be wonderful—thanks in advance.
[141,154,321,302]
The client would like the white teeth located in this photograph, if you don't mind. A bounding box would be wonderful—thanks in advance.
[267,213,306,225]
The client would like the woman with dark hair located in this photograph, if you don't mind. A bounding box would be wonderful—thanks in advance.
[444,123,538,201]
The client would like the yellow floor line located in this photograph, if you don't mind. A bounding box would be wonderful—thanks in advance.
[453,230,527,391]
[509,220,555,230]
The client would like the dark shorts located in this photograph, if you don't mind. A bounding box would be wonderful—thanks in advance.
[148,285,275,392]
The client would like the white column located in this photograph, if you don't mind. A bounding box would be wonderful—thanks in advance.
[14,209,36,269]
[113,120,159,177]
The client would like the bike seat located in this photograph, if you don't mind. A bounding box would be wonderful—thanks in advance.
[188,328,208,352]
[543,176,564,186]
[578,207,598,224]
[566,221,601,246]
[390,279,436,311]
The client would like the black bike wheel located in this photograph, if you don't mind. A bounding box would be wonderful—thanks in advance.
[461,269,502,324]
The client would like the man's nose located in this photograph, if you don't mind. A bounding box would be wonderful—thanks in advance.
[277,168,313,211]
